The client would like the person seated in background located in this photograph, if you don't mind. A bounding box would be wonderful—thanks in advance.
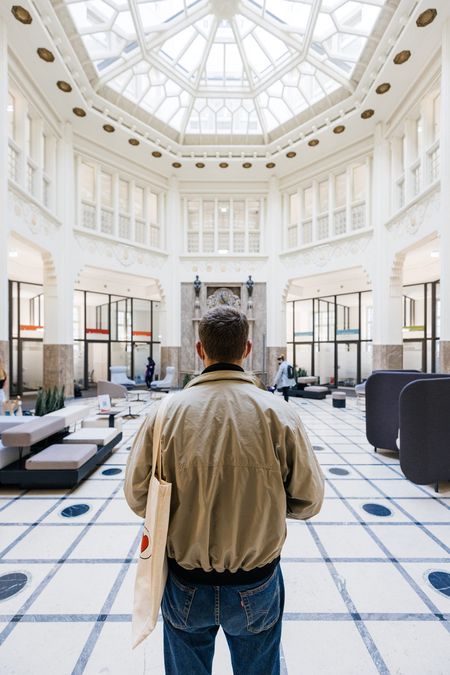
[273,354,296,402]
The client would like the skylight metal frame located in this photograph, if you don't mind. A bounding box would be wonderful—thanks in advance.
[60,0,390,141]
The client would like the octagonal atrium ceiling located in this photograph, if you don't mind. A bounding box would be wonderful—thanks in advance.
[58,0,392,145]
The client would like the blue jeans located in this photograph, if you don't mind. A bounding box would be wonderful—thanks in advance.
[161,565,284,675]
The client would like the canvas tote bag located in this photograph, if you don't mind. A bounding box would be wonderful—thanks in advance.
[132,395,172,648]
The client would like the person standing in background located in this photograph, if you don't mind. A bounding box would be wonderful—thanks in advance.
[145,356,155,388]
[273,354,295,402]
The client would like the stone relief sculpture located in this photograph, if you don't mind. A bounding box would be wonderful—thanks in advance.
[206,287,241,309]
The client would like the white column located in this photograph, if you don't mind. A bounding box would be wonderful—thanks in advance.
[266,177,288,383]
[404,118,417,201]
[371,123,404,370]
[0,17,10,365]
[390,136,403,209]
[43,123,76,395]
[439,20,450,371]
[420,96,434,186]
[159,176,182,383]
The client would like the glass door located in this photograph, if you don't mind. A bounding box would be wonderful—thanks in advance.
[337,342,358,387]
[87,342,109,386]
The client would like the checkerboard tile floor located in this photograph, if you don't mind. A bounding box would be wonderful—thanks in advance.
[0,395,449,674]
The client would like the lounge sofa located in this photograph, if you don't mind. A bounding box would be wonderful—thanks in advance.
[399,377,450,492]
[110,366,135,388]
[0,409,122,488]
[365,371,450,453]
[150,366,176,392]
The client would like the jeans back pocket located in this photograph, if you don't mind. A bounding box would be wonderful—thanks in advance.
[162,573,196,630]
[239,569,281,634]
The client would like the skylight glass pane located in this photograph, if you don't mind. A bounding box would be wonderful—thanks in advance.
[334,2,382,35]
[264,0,312,30]
[62,0,389,141]
[137,1,187,29]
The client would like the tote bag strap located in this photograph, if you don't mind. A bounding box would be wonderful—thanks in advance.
[151,395,172,480]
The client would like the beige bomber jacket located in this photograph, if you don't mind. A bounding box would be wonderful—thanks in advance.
[124,370,324,573]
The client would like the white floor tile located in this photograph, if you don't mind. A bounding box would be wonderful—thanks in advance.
[95,500,143,525]
[282,621,379,675]
[109,564,136,615]
[351,465,399,479]
[369,525,449,559]
[281,522,322,559]
[315,524,385,559]
[310,499,358,523]
[0,621,93,675]
[69,480,121,499]
[367,621,450,675]
[69,524,139,560]
[0,526,29,554]
[332,562,430,614]
[0,499,60,524]
[393,499,450,523]
[330,480,382,499]
[424,524,450,547]
[374,480,429,498]
[84,622,164,675]
[281,562,349,613]
[31,562,121,615]
[3,525,83,560]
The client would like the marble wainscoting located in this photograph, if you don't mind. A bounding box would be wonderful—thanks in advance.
[43,344,74,398]
[160,347,181,387]
[372,344,403,371]
[439,340,450,373]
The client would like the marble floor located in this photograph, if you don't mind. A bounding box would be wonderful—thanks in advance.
[0,395,449,675]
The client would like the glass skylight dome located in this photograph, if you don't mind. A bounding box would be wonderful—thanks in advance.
[62,0,388,143]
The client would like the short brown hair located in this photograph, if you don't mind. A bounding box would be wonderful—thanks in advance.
[199,306,249,362]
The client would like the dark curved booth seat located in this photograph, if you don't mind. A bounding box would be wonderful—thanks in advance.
[400,378,450,489]
[365,371,450,452]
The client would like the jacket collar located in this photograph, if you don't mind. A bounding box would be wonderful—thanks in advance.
[185,370,260,389]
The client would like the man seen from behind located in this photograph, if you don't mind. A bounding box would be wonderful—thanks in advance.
[125,306,324,675]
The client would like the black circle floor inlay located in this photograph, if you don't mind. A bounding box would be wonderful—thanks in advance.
[313,445,324,451]
[427,571,450,598]
[61,504,90,518]
[0,572,28,601]
[102,468,122,476]
[329,467,350,476]
[362,503,392,517]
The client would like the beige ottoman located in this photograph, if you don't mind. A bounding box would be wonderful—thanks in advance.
[26,444,97,470]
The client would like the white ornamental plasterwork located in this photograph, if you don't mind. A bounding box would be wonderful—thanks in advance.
[283,233,372,272]
[386,185,440,239]
[75,233,166,270]
[184,258,268,275]
[9,189,61,238]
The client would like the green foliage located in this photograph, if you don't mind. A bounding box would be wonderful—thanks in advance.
[34,386,66,416]
[297,368,308,377]
[34,388,45,416]
[182,373,195,388]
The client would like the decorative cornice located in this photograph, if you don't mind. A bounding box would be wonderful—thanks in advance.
[386,183,440,238]
[8,183,61,236]
[181,257,268,275]
[74,232,167,270]
[282,232,373,271]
